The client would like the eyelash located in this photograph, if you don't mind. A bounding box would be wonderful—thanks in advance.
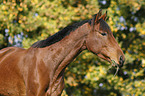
[101,33,107,36]
[96,30,107,36]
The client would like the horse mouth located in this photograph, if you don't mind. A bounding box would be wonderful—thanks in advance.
[111,59,124,68]
[111,60,119,67]
[97,53,123,68]
[97,53,111,62]
[97,53,122,76]
[111,60,120,76]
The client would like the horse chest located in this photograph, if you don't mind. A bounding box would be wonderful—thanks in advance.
[46,74,64,96]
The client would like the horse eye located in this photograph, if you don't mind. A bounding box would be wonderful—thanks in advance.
[101,33,107,36]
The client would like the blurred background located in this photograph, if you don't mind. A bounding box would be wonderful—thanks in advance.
[0,0,145,95]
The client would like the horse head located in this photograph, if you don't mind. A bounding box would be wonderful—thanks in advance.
[86,10,125,68]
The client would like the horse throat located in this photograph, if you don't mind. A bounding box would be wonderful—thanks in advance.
[46,23,90,95]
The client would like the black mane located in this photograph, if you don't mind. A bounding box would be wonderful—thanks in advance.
[31,19,91,48]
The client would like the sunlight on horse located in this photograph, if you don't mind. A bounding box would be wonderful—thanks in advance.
[0,10,125,96]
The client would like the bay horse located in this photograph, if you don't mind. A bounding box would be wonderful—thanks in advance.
[0,10,125,96]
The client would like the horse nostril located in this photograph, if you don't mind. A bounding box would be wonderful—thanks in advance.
[120,56,123,61]
[119,56,124,68]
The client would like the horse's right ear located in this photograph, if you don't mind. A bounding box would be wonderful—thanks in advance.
[94,9,102,23]
[100,11,107,21]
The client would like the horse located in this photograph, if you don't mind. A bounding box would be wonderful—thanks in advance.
[0,10,125,96]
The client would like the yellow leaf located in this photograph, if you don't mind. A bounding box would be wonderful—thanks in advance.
[12,0,15,3]
[18,20,22,23]
[114,28,118,32]
[4,11,8,15]
[122,34,126,39]
[2,6,6,10]
[18,7,23,11]
[120,77,123,81]
[41,33,43,37]
[74,9,79,12]
[9,14,13,20]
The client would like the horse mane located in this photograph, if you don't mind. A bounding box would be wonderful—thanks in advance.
[31,19,91,48]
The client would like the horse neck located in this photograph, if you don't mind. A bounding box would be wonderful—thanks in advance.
[42,23,90,87]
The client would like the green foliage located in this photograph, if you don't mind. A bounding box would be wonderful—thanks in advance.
[0,0,145,96]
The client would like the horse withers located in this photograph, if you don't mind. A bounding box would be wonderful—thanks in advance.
[0,10,125,96]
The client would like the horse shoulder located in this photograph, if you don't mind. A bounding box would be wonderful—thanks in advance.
[0,47,26,95]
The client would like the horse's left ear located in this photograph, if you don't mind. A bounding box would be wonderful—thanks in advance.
[100,11,107,21]
[91,9,102,31]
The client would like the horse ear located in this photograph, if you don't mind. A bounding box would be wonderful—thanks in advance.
[91,9,102,31]
[94,9,102,23]
[100,11,107,21]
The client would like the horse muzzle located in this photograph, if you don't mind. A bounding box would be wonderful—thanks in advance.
[119,56,125,68]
